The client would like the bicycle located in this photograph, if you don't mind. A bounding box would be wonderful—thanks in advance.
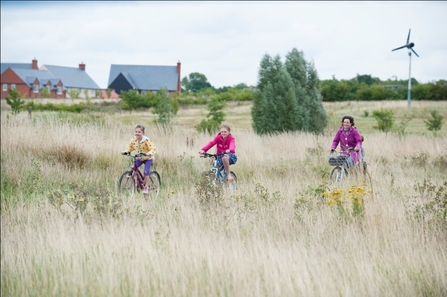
[118,152,161,199]
[328,148,365,184]
[200,152,237,190]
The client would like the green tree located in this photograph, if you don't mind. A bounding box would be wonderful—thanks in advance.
[106,88,112,99]
[181,72,212,92]
[302,59,327,133]
[119,89,141,112]
[372,109,395,133]
[252,54,298,134]
[153,86,173,128]
[5,88,25,114]
[424,110,444,133]
[68,89,80,99]
[195,95,226,135]
[252,48,327,135]
[40,87,50,98]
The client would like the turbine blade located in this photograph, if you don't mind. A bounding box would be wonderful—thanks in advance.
[392,45,406,51]
[407,29,411,44]
[411,48,419,57]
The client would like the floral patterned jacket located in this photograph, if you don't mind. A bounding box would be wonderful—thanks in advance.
[125,135,156,161]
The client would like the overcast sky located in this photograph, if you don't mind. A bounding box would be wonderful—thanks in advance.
[1,1,446,89]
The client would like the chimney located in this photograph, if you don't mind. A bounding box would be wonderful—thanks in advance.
[176,61,181,93]
[79,62,85,71]
[32,58,38,70]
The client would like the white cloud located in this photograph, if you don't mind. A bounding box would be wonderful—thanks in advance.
[1,1,446,88]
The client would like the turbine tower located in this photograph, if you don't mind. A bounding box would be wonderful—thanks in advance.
[392,29,419,107]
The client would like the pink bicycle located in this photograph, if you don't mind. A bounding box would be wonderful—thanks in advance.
[118,153,161,199]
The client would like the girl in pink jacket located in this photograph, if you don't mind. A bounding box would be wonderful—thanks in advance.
[199,124,237,182]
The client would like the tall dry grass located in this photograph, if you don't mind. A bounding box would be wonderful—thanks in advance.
[1,108,446,296]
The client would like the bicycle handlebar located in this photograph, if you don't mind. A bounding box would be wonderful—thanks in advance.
[123,152,150,158]
[330,148,357,154]
[200,152,226,159]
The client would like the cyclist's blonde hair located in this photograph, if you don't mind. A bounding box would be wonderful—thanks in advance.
[220,124,231,132]
[135,124,145,132]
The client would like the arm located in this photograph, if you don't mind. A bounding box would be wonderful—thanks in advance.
[331,130,341,150]
[200,136,218,153]
[227,135,236,153]
[122,138,135,154]
[353,130,362,151]
[139,139,156,160]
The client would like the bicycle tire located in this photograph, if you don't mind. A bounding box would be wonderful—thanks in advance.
[330,166,348,184]
[146,171,161,199]
[118,170,136,199]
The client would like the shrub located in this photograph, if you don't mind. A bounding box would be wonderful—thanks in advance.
[424,110,444,133]
[195,95,226,135]
[372,109,395,133]
[68,89,80,99]
[5,88,25,114]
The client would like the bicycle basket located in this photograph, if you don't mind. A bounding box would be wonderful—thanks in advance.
[328,155,349,166]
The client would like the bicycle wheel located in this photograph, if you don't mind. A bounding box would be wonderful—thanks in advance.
[330,166,347,184]
[146,171,161,199]
[118,171,136,199]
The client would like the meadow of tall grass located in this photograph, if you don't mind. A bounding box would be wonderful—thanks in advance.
[1,101,446,296]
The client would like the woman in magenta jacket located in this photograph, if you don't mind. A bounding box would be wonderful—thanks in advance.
[330,116,362,164]
[199,124,237,182]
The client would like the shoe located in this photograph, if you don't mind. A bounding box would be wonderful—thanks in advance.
[142,186,149,194]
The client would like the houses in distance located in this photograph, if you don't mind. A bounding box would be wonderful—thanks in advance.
[0,58,182,99]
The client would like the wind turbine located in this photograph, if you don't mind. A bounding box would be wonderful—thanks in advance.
[392,29,419,107]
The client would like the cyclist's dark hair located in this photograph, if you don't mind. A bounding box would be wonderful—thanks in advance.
[135,124,145,132]
[341,116,355,126]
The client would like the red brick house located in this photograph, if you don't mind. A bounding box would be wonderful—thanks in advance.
[1,59,65,99]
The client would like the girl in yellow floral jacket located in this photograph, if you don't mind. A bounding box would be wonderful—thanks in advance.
[121,124,156,194]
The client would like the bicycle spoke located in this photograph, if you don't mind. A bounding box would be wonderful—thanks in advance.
[146,171,161,199]
[118,171,135,199]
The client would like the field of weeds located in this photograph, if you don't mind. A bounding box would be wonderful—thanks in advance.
[1,101,446,296]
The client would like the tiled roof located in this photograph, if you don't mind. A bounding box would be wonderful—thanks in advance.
[42,65,100,89]
[1,63,32,74]
[10,68,55,84]
[108,64,178,91]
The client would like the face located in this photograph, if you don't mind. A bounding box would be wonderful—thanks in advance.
[342,119,352,129]
[220,128,230,139]
[134,128,144,140]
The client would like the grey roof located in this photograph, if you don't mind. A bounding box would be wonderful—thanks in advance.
[108,64,178,91]
[10,68,55,84]
[6,68,63,90]
[43,65,100,89]
[1,63,32,74]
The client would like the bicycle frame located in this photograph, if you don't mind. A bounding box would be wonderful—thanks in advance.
[328,148,366,183]
[129,161,145,191]
[328,149,354,183]
[119,153,161,199]
[201,152,237,188]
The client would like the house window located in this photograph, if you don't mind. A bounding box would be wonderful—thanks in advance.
[47,86,51,92]
[33,84,39,93]
[78,88,81,93]
[57,87,62,95]
[141,90,147,95]
[11,84,16,90]
[2,84,6,91]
